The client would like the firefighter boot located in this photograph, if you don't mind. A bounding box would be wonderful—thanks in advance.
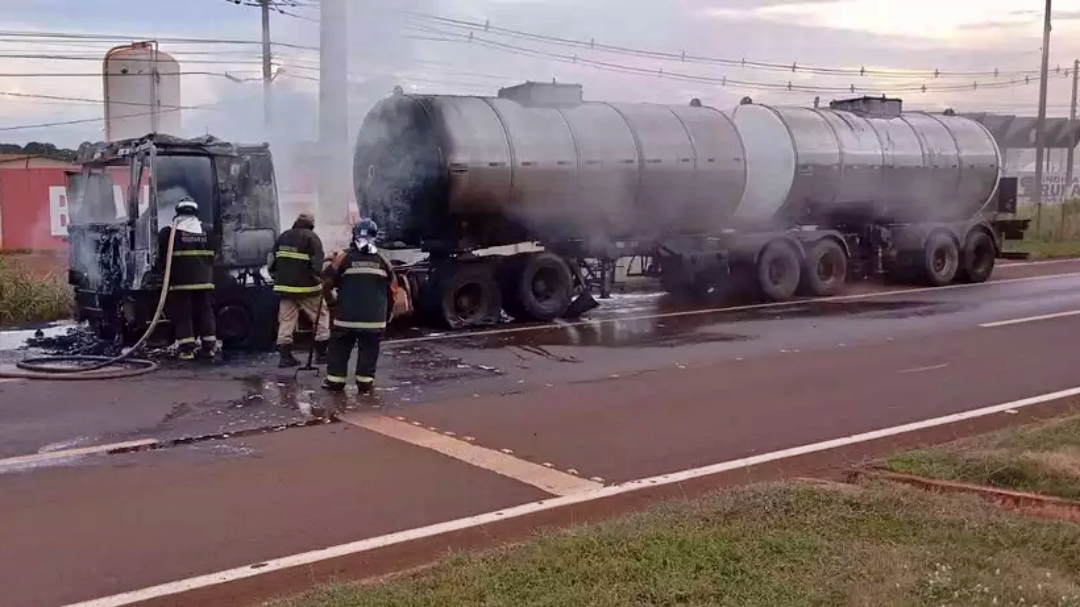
[314,340,329,365]
[277,344,300,368]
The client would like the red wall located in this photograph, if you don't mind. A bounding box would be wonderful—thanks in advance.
[0,166,71,252]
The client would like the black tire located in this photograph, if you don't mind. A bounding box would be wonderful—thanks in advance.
[504,252,573,322]
[798,239,848,297]
[757,241,802,302]
[216,302,254,348]
[922,231,960,286]
[958,231,996,284]
[435,264,501,329]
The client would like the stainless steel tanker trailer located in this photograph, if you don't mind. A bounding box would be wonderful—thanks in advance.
[354,81,1022,329]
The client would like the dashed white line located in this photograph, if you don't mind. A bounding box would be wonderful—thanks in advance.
[340,413,602,496]
[66,384,1080,607]
[0,439,158,474]
[899,363,950,374]
[979,309,1080,328]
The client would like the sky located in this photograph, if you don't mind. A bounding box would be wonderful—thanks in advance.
[3,0,1080,149]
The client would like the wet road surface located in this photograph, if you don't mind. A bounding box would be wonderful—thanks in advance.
[2,259,1080,606]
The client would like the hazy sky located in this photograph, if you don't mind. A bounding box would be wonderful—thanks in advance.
[2,0,1080,147]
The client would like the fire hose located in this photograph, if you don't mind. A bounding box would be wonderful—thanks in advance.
[0,220,184,381]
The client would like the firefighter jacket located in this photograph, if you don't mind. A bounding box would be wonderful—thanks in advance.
[156,222,215,291]
[270,218,325,299]
[323,247,395,331]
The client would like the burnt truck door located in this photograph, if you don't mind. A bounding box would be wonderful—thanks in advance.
[216,145,280,270]
[65,166,128,326]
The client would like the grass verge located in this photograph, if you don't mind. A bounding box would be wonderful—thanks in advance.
[887,413,1080,501]
[270,481,1080,607]
[0,254,73,327]
[1004,238,1080,260]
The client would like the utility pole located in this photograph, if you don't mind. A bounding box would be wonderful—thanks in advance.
[319,0,350,246]
[1034,0,1053,233]
[1064,58,1078,238]
[261,0,273,128]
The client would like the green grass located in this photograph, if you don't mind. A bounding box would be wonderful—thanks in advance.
[269,482,1080,607]
[887,414,1080,501]
[1005,238,1080,259]
[0,255,73,327]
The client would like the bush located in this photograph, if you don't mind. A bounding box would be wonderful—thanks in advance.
[0,255,73,327]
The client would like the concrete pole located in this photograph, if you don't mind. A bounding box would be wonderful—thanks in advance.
[261,0,273,128]
[1034,0,1052,234]
[319,0,351,248]
[1063,58,1078,238]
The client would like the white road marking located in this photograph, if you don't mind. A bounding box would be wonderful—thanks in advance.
[385,271,1080,346]
[899,363,950,374]
[66,385,1080,607]
[0,439,158,474]
[341,413,601,496]
[979,309,1080,328]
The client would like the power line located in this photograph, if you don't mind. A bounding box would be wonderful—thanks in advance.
[0,104,215,133]
[0,90,209,111]
[0,30,317,51]
[402,24,1048,95]
[406,11,1045,80]
[0,70,259,78]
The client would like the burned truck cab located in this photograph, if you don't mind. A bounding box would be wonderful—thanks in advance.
[66,134,281,349]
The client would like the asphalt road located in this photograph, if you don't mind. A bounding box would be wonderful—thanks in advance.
[2,259,1080,607]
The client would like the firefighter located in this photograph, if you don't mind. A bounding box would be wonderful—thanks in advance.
[156,196,221,362]
[269,211,330,367]
[321,218,395,394]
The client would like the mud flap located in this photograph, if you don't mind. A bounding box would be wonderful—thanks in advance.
[562,290,599,319]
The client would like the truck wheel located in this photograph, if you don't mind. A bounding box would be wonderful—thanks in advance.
[507,252,573,322]
[799,239,848,297]
[958,231,995,284]
[437,265,501,329]
[757,241,801,302]
[922,232,960,286]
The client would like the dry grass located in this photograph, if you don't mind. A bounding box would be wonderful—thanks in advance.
[887,413,1080,500]
[269,481,1080,607]
[0,254,73,327]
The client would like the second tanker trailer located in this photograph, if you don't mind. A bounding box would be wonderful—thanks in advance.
[354,82,1017,329]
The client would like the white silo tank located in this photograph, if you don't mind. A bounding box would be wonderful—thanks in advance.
[103,42,182,142]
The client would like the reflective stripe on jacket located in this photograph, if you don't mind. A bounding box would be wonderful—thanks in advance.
[270,224,324,298]
[323,248,394,331]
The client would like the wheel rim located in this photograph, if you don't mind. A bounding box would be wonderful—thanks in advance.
[817,253,839,282]
[932,248,950,274]
[972,241,994,275]
[530,267,562,303]
[768,257,791,286]
[452,282,484,321]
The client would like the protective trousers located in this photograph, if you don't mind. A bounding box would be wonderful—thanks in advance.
[166,290,216,358]
[276,296,331,345]
[324,328,383,391]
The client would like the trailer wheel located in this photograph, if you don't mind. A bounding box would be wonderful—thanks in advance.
[922,232,960,286]
[958,231,995,284]
[799,239,848,297]
[506,253,573,322]
[757,241,802,302]
[436,264,501,329]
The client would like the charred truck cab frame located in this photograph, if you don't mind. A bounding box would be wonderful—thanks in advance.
[67,134,282,349]
[355,83,1029,330]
